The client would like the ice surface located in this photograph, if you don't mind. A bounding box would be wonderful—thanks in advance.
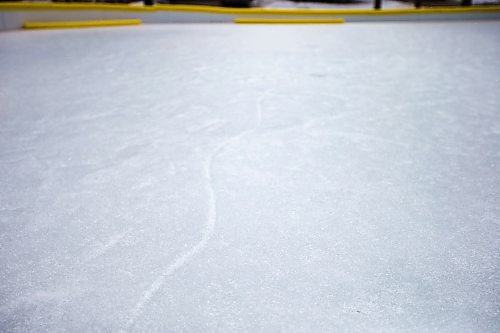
[1,22,500,332]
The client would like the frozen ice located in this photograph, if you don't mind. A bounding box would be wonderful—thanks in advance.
[1,22,500,332]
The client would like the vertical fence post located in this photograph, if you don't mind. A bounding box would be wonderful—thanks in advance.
[415,0,422,8]
[144,0,155,6]
[374,0,382,10]
[461,0,472,5]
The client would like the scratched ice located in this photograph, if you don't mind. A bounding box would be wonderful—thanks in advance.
[1,22,499,332]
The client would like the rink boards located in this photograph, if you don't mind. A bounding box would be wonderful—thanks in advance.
[1,3,500,30]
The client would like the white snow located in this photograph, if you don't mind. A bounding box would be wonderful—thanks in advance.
[1,22,500,332]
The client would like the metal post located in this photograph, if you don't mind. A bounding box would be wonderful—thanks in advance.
[374,0,382,10]
[461,0,472,6]
[144,0,154,6]
[415,0,422,8]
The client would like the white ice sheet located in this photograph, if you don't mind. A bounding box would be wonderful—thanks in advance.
[1,22,499,332]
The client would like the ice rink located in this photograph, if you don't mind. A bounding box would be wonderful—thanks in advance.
[1,22,500,332]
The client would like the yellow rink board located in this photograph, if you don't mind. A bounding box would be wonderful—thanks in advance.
[0,2,499,16]
[235,18,345,24]
[23,19,142,30]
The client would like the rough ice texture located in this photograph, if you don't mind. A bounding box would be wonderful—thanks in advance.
[0,22,499,332]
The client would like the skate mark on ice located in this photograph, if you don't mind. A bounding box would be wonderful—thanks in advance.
[84,228,132,263]
[261,110,369,137]
[123,90,270,331]
[186,119,225,134]
[310,130,410,148]
[261,111,408,149]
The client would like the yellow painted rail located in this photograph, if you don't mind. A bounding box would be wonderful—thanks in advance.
[23,19,142,29]
[235,18,345,24]
[1,2,499,16]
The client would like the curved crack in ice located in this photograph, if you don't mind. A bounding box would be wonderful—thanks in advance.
[123,90,269,331]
